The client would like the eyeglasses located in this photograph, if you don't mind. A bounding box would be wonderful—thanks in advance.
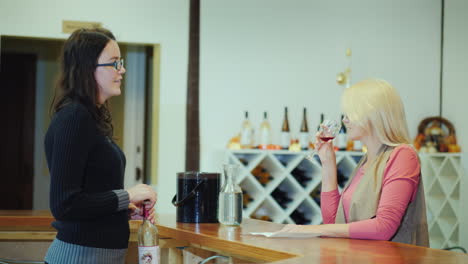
[96,58,124,71]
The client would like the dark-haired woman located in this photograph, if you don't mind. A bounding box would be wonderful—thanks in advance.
[44,28,157,263]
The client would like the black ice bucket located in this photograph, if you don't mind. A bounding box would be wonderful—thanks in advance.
[172,171,221,223]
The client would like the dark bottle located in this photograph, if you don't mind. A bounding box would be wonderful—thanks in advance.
[242,190,253,209]
[290,209,311,225]
[317,113,324,132]
[238,158,249,166]
[337,168,347,188]
[336,114,347,151]
[291,168,312,187]
[310,185,321,206]
[271,188,293,209]
[252,165,273,186]
[299,108,309,150]
[280,107,291,149]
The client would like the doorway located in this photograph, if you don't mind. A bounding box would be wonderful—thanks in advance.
[0,36,160,210]
[0,52,37,209]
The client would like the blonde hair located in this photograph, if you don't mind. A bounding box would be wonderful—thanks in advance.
[341,79,410,146]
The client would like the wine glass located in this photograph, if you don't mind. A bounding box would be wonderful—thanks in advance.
[306,119,342,161]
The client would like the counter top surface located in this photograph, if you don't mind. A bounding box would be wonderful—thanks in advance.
[1,210,467,263]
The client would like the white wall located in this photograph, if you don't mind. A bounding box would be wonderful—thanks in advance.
[200,0,441,173]
[443,0,468,154]
[443,0,468,250]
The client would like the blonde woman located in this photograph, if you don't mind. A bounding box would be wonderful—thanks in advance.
[279,79,429,246]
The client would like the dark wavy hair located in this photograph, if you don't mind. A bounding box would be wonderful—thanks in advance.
[51,28,116,138]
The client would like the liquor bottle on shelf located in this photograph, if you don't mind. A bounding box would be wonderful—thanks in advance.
[240,111,254,149]
[251,165,273,186]
[299,107,309,150]
[271,188,293,209]
[291,168,312,187]
[242,190,253,209]
[336,114,347,151]
[258,111,272,149]
[310,185,321,206]
[138,201,160,264]
[290,208,311,225]
[280,107,291,149]
[317,113,324,132]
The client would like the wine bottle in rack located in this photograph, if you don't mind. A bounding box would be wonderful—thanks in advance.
[291,168,312,187]
[280,107,290,149]
[310,185,321,206]
[336,114,347,151]
[337,168,347,188]
[138,201,160,264]
[271,188,293,209]
[238,158,248,166]
[242,190,253,209]
[251,165,273,186]
[240,111,254,149]
[251,207,273,222]
[258,111,272,149]
[299,107,309,150]
[290,208,311,225]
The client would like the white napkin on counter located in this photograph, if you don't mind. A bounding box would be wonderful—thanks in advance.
[249,231,319,238]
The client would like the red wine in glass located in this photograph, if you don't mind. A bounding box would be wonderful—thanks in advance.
[320,137,335,142]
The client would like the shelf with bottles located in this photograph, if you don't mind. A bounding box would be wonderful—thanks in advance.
[225,149,365,227]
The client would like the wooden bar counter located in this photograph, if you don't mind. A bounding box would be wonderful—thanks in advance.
[1,210,467,263]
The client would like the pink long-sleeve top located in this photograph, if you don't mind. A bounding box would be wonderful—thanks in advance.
[320,144,421,240]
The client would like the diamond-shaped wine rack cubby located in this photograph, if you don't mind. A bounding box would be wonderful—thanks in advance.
[227,150,466,250]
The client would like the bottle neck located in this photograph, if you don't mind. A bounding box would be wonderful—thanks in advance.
[143,207,148,220]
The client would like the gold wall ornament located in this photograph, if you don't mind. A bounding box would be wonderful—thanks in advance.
[336,48,352,88]
[336,72,346,85]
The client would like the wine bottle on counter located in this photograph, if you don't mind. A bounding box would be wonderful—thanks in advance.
[290,208,311,225]
[280,107,291,149]
[299,107,309,150]
[291,168,312,187]
[271,188,293,209]
[242,190,254,209]
[240,111,254,149]
[138,201,160,264]
[251,165,273,186]
[258,112,272,148]
[336,114,347,151]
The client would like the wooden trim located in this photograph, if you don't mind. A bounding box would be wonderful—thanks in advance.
[185,0,200,171]
[149,44,161,185]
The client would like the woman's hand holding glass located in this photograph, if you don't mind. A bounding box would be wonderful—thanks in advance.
[306,119,341,163]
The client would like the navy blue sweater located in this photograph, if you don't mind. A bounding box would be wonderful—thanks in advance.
[45,102,129,249]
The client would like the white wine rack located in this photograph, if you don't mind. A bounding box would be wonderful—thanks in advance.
[419,153,466,250]
[226,150,466,250]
